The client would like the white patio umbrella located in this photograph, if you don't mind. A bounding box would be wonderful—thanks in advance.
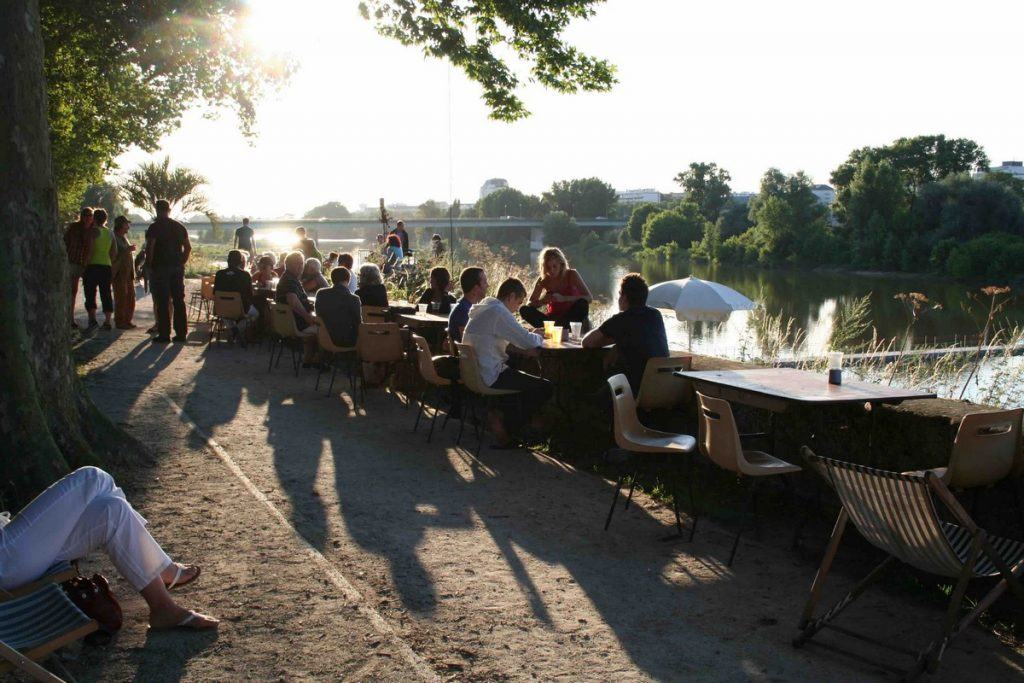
[647,277,756,349]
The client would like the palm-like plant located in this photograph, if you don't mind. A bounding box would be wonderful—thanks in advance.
[119,156,215,221]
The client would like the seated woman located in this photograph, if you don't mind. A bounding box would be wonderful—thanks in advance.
[272,252,287,277]
[463,278,552,448]
[301,257,329,293]
[520,247,593,329]
[252,254,277,288]
[355,263,389,307]
[0,467,217,630]
[417,267,458,315]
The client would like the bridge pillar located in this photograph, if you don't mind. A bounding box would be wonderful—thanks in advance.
[529,226,544,252]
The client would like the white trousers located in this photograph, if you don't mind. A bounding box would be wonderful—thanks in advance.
[0,467,172,591]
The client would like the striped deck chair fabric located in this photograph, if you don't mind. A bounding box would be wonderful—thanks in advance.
[0,571,97,677]
[809,456,1024,579]
[796,449,1024,680]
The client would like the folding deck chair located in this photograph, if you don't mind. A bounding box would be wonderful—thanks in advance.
[794,448,1024,680]
[0,563,97,682]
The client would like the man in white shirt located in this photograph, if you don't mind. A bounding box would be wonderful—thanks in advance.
[463,277,552,446]
[338,253,357,294]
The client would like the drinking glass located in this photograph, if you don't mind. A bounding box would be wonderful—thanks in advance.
[417,303,427,315]
[542,320,556,339]
[570,321,583,341]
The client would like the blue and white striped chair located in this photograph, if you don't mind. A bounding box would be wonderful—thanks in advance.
[0,564,97,681]
[794,449,1024,681]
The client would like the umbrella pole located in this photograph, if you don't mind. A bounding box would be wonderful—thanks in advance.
[687,321,692,352]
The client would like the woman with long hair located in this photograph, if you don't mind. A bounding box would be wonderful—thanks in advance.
[110,215,137,329]
[520,247,593,329]
[417,267,457,315]
[355,263,388,307]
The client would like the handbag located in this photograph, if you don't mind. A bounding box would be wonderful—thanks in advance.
[62,572,123,644]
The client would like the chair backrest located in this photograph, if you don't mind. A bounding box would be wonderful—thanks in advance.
[200,275,215,301]
[455,343,516,396]
[356,323,403,362]
[213,291,244,320]
[946,409,1024,488]
[317,321,355,353]
[695,392,745,474]
[268,302,299,338]
[805,449,966,578]
[411,335,449,386]
[637,355,693,410]
[361,305,388,323]
[607,373,648,450]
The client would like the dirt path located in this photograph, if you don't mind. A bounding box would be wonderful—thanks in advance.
[67,291,1024,681]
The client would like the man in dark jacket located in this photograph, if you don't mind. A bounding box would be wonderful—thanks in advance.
[213,250,258,339]
[315,266,361,348]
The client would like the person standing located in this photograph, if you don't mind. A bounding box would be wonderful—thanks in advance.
[83,209,117,330]
[63,207,95,328]
[389,220,411,253]
[145,199,191,343]
[110,216,138,329]
[233,218,256,261]
[293,226,322,261]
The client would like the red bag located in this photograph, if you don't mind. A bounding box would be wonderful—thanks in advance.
[62,573,123,644]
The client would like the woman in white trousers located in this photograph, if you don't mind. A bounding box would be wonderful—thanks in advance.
[0,467,217,630]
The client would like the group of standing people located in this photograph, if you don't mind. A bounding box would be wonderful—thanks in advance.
[63,207,139,330]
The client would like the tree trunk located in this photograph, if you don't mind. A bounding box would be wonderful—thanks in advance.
[0,0,108,507]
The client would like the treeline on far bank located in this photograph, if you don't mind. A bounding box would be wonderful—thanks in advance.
[619,135,1024,281]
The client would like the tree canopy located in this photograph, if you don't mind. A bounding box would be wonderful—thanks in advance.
[359,0,616,121]
[674,162,732,221]
[477,187,544,218]
[542,177,617,218]
[305,201,351,219]
[418,200,446,219]
[642,202,705,249]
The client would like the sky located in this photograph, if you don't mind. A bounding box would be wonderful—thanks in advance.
[114,0,1024,218]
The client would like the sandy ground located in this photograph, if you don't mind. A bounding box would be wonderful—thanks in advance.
[50,288,1024,681]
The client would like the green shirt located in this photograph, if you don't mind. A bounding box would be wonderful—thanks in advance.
[88,227,113,266]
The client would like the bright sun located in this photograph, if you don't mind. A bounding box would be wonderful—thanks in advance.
[241,0,311,54]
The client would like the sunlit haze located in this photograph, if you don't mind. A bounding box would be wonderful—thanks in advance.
[113,0,1024,217]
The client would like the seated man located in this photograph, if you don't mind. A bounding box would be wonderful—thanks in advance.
[315,266,361,348]
[337,253,357,294]
[448,266,487,345]
[582,272,668,393]
[275,251,319,367]
[463,277,552,447]
[213,249,258,337]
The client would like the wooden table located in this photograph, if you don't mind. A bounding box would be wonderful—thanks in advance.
[396,312,449,330]
[676,367,937,463]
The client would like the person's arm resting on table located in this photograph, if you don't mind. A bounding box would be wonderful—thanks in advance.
[500,308,543,356]
[581,327,612,349]
[287,292,316,325]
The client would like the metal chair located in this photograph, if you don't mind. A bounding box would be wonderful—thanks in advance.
[795,448,1024,680]
[0,564,97,681]
[636,355,693,411]
[315,323,357,397]
[190,275,215,322]
[267,302,306,376]
[604,374,696,535]
[410,334,457,442]
[695,391,801,565]
[455,343,520,455]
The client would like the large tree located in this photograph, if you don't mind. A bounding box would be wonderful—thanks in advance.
[304,201,352,219]
[543,177,617,218]
[1,0,615,504]
[477,187,545,218]
[674,162,732,222]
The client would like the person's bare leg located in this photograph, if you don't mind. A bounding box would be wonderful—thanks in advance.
[159,562,199,587]
[140,577,218,630]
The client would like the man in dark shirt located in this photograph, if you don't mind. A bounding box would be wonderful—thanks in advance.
[214,249,256,318]
[275,251,319,365]
[582,272,668,393]
[315,267,361,348]
[292,226,321,261]
[389,220,410,253]
[448,266,487,344]
[145,199,191,343]
[233,218,256,260]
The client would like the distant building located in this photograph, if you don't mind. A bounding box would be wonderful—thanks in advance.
[987,161,1024,180]
[616,188,662,205]
[811,184,836,206]
[479,178,508,199]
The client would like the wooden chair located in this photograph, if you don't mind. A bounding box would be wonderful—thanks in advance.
[190,275,215,322]
[209,291,246,345]
[355,323,404,403]
[410,334,456,442]
[0,564,97,681]
[267,302,305,376]
[315,323,357,397]
[636,355,693,411]
[604,374,696,535]
[454,343,520,455]
[695,391,801,565]
[795,448,1024,680]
